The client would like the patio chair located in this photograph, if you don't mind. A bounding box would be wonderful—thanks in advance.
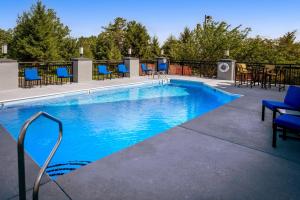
[117,64,129,77]
[235,63,253,87]
[262,65,277,89]
[262,86,300,121]
[57,67,73,84]
[97,65,112,80]
[272,114,300,147]
[158,63,168,74]
[141,64,153,75]
[24,68,42,87]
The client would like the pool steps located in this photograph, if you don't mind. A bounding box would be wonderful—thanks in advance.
[46,161,91,178]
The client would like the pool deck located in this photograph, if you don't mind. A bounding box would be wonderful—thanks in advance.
[1,76,300,200]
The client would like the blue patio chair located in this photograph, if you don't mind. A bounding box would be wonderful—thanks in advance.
[97,65,112,80]
[56,67,73,84]
[24,68,42,87]
[158,63,168,74]
[272,114,300,147]
[262,86,300,121]
[117,64,129,77]
[141,64,152,75]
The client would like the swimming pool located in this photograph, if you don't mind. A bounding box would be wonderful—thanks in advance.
[0,79,239,178]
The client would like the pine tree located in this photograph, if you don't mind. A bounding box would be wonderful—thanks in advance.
[95,17,152,60]
[95,32,122,60]
[123,20,151,58]
[151,36,161,58]
[162,35,181,60]
[10,1,72,61]
[77,36,97,59]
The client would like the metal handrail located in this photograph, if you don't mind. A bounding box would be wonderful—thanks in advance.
[17,111,63,200]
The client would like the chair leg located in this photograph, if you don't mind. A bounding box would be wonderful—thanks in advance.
[272,110,276,120]
[272,123,277,148]
[234,74,237,86]
[283,128,287,140]
[261,105,265,121]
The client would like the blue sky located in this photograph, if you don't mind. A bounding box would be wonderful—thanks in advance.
[0,0,299,43]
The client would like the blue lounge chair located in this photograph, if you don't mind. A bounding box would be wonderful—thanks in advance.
[141,64,152,75]
[24,68,42,87]
[97,65,112,80]
[262,86,300,121]
[117,64,129,77]
[57,67,73,84]
[158,63,168,74]
[272,114,300,147]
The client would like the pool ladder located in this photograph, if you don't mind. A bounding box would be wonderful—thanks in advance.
[17,111,63,200]
[157,72,169,85]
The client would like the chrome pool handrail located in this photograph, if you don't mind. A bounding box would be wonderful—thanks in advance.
[17,111,63,200]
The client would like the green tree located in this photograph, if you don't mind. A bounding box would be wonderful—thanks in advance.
[76,36,97,59]
[95,17,153,60]
[59,37,77,60]
[103,17,127,51]
[178,27,197,60]
[235,37,279,63]
[162,35,181,60]
[123,20,151,58]
[95,32,122,60]
[150,36,161,58]
[192,18,250,61]
[10,1,72,61]
[277,31,300,63]
[162,17,250,61]
[95,17,126,60]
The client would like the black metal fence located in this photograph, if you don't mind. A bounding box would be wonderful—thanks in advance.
[155,60,300,86]
[92,60,124,80]
[18,61,73,87]
[236,62,300,86]
[16,59,300,88]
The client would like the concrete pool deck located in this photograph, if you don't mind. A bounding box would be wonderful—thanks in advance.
[1,76,300,200]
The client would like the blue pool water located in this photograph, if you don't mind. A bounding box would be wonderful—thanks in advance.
[0,80,239,177]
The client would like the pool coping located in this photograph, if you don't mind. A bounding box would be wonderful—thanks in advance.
[0,79,163,106]
[0,78,240,107]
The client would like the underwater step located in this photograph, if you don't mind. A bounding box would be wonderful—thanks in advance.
[46,161,91,178]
